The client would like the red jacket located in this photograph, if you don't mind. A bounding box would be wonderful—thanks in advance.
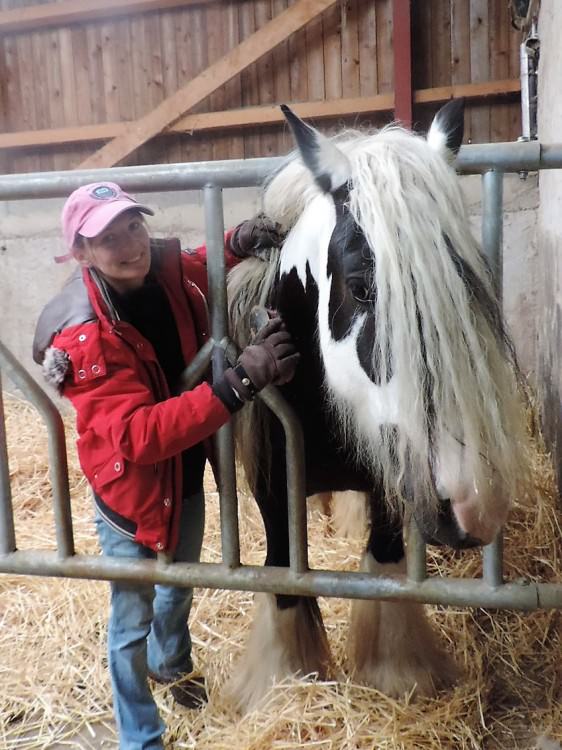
[34,237,238,553]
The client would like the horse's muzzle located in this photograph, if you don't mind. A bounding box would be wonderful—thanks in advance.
[413,498,482,549]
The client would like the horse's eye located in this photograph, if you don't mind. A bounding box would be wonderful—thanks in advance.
[349,282,371,303]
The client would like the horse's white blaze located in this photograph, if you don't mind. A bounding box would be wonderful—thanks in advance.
[279,192,336,287]
[347,554,458,696]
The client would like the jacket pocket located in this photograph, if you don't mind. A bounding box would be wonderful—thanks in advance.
[92,454,126,492]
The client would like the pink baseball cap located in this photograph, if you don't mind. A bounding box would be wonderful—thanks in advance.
[56,181,154,263]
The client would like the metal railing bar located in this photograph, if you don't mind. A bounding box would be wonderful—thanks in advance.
[204,185,240,569]
[0,381,16,554]
[258,387,309,574]
[406,516,427,582]
[0,141,561,203]
[483,536,504,589]
[0,550,560,610]
[480,168,506,587]
[0,341,74,558]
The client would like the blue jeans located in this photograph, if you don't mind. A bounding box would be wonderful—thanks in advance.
[95,489,205,750]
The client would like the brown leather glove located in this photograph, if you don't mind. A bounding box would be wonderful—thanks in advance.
[212,317,300,412]
[229,213,285,258]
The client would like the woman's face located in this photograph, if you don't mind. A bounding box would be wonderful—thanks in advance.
[74,210,151,293]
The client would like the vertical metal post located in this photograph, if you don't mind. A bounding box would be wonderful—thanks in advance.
[481,169,504,299]
[0,342,74,558]
[259,388,309,574]
[481,169,505,587]
[203,184,240,568]
[406,515,427,582]
[0,380,16,554]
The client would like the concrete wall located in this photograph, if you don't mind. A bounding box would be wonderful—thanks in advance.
[535,0,562,488]
[0,174,539,415]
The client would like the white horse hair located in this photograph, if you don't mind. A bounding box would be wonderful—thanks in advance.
[233,124,532,531]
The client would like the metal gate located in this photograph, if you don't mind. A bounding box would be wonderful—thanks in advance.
[1,142,561,610]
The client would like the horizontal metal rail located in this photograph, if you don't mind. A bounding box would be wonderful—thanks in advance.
[0,141,561,203]
[0,551,560,610]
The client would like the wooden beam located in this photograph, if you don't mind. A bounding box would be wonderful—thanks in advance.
[413,78,521,104]
[393,0,413,128]
[0,0,217,35]
[78,0,339,169]
[0,80,521,152]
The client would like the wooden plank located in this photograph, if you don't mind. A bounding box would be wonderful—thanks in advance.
[413,78,520,104]
[0,80,524,152]
[14,31,38,171]
[30,29,54,171]
[255,0,278,158]
[45,28,68,170]
[72,25,93,127]
[223,0,244,159]
[159,9,181,162]
[358,0,376,96]
[432,0,451,88]
[86,21,106,125]
[341,0,359,99]
[77,0,339,168]
[450,0,471,141]
[306,4,325,101]
[411,0,431,91]
[375,0,392,95]
[189,4,213,161]
[393,0,412,127]
[173,4,199,164]
[489,0,509,143]
[469,0,490,143]
[323,1,342,101]
[206,1,229,159]
[0,0,219,34]
[272,0,290,102]
[288,0,308,103]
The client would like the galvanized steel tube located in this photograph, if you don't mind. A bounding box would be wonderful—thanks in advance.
[1,550,561,610]
[0,381,16,555]
[258,387,309,574]
[0,143,562,205]
[0,341,74,558]
[406,516,427,582]
[483,535,504,589]
[204,185,240,568]
[480,169,506,587]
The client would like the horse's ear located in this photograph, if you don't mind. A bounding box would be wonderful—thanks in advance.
[281,104,351,193]
[427,98,465,158]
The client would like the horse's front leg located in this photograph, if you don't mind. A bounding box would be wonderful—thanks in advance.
[347,493,458,697]
[226,446,332,713]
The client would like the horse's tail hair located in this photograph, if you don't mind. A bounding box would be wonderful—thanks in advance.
[227,252,281,493]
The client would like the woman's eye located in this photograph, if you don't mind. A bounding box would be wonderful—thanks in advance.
[130,221,141,231]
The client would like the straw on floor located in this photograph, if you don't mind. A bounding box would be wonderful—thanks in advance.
[0,392,560,750]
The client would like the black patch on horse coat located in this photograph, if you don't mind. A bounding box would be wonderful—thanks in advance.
[325,195,391,385]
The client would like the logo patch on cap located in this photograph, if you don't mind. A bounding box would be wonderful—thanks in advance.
[91,185,118,200]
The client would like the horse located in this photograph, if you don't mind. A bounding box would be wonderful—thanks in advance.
[225,100,531,711]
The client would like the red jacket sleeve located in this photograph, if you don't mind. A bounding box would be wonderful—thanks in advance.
[188,228,241,270]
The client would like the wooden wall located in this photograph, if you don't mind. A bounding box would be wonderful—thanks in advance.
[0,0,524,174]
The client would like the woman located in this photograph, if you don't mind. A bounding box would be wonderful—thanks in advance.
[32,182,299,749]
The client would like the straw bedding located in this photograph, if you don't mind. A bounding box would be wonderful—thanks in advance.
[0,392,560,750]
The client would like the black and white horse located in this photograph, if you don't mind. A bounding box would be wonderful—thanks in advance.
[226,101,531,710]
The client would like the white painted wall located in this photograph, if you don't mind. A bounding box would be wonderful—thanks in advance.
[534,0,562,485]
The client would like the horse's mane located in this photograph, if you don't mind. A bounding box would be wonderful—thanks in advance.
[229,126,531,509]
